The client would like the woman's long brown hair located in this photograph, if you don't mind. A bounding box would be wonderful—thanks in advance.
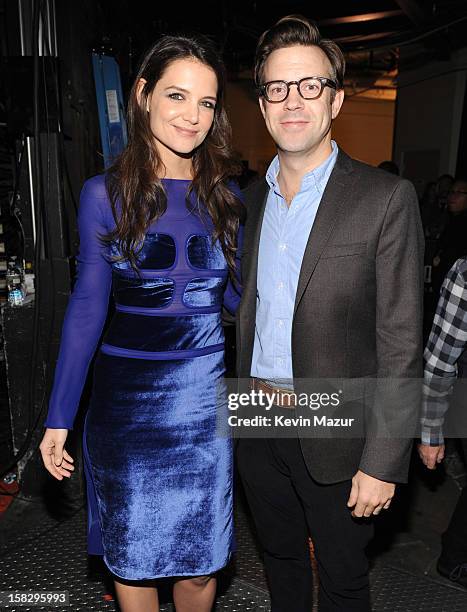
[104,34,244,279]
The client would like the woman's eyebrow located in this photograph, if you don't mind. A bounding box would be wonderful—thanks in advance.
[164,85,217,101]
[164,85,190,93]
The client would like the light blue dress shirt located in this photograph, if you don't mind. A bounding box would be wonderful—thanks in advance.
[250,140,339,389]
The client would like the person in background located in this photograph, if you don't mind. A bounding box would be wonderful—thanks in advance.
[238,159,259,189]
[39,34,243,612]
[418,257,467,588]
[377,160,399,175]
[437,174,455,212]
[432,177,467,297]
[421,174,453,238]
[422,175,454,340]
[420,182,438,228]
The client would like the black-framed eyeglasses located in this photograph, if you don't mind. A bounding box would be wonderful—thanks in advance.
[259,76,337,103]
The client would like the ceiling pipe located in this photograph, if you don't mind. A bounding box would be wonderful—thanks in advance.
[319,10,405,26]
[394,0,431,26]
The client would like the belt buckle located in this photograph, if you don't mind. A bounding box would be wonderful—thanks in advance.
[267,381,295,409]
[251,378,296,409]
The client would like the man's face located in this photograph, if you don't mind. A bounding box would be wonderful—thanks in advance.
[258,45,344,158]
[447,180,467,214]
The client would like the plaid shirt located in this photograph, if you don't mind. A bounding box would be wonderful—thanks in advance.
[422,258,467,445]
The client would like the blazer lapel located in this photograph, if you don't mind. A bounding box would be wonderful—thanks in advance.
[293,151,355,315]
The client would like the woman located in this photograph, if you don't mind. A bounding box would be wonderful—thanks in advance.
[39,34,244,612]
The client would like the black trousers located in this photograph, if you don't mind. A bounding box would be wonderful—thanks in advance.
[236,436,374,612]
[440,439,467,566]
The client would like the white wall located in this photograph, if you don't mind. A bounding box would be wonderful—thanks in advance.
[333,96,395,166]
[226,80,275,175]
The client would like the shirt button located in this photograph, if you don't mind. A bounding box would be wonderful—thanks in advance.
[276,358,284,366]
[277,281,284,290]
[279,243,287,251]
[277,319,284,327]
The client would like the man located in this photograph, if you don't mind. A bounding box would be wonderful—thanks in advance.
[418,257,467,588]
[235,15,424,612]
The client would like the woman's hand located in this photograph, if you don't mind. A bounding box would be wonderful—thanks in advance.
[39,428,75,480]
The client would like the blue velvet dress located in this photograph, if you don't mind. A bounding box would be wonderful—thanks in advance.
[44,175,241,580]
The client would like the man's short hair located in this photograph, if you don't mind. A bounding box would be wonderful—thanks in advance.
[254,14,346,90]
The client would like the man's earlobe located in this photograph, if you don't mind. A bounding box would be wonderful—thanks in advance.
[331,89,345,120]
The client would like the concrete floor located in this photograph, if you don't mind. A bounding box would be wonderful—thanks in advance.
[368,447,465,584]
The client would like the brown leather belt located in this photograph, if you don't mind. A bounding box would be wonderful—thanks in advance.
[250,378,296,409]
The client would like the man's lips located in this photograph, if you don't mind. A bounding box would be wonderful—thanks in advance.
[280,120,309,127]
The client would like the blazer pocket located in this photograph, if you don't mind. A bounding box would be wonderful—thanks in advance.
[321,242,367,259]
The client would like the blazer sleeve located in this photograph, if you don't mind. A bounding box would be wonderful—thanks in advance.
[358,178,425,482]
[44,176,112,430]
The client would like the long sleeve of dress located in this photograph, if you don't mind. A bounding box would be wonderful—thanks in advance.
[44,175,112,430]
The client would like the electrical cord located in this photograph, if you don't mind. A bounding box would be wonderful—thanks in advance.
[38,1,58,433]
[8,134,28,266]
[41,2,78,216]
[345,13,467,53]
[0,0,81,481]
[0,0,49,479]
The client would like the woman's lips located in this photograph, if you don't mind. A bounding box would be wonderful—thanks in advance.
[173,126,199,137]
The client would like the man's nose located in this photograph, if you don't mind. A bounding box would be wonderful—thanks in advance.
[284,85,304,110]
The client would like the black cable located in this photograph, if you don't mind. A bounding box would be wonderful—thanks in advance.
[0,0,46,479]
[38,0,57,424]
[27,0,47,465]
[345,13,467,53]
[0,0,80,480]
[7,134,27,265]
[41,3,78,216]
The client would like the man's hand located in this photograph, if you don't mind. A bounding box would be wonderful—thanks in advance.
[347,470,395,517]
[417,443,445,470]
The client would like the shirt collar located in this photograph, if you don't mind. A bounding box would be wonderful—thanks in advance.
[265,140,339,196]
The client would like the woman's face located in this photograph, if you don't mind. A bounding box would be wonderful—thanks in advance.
[139,58,218,164]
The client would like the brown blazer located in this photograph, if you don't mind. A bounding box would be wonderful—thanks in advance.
[236,149,424,484]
